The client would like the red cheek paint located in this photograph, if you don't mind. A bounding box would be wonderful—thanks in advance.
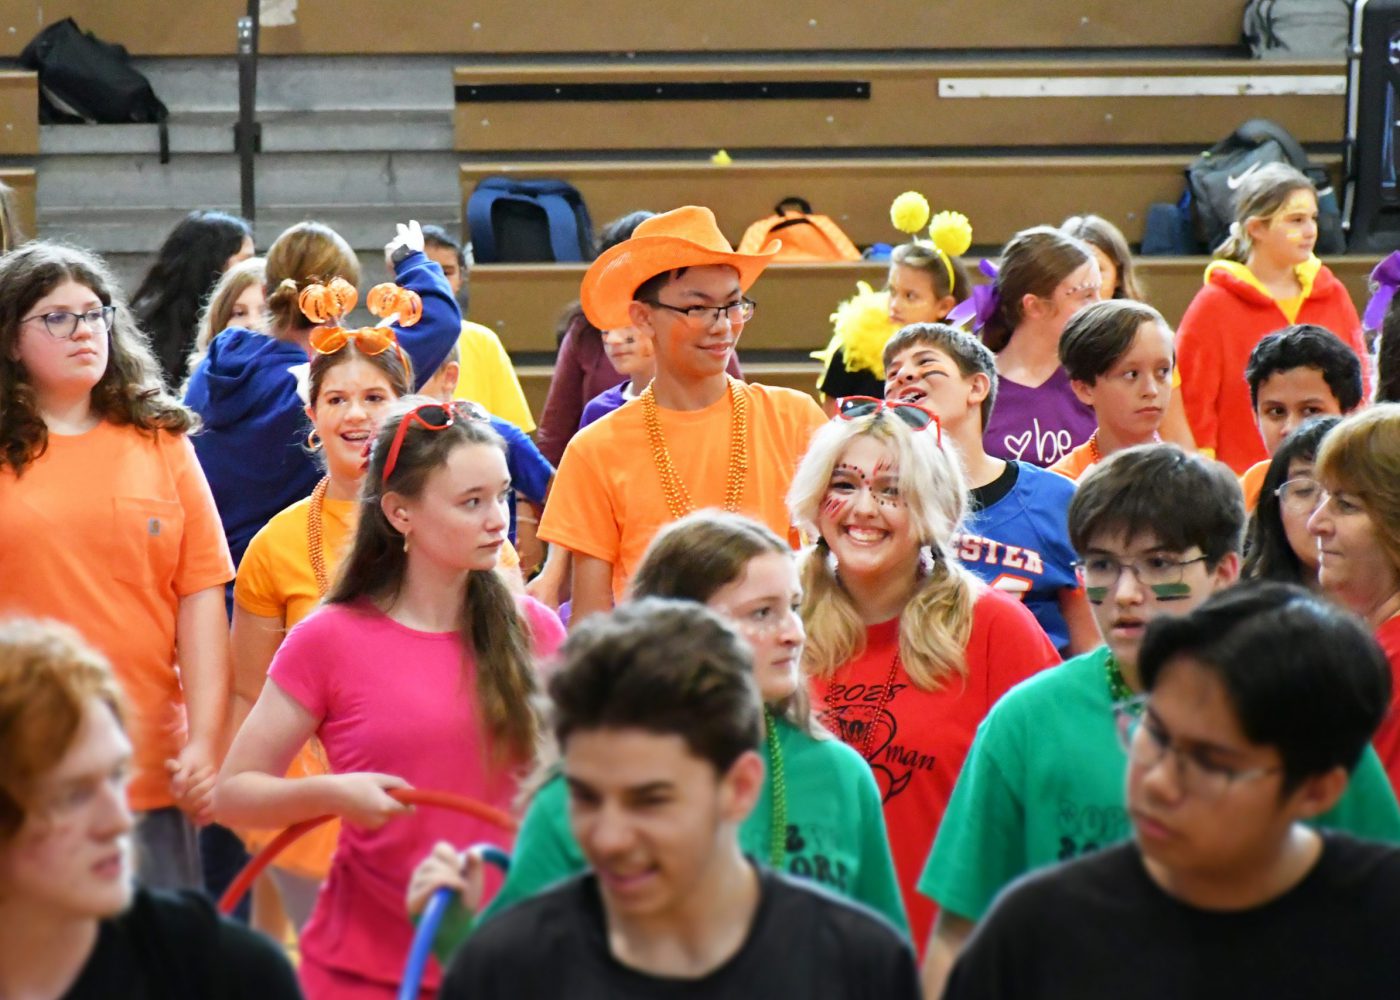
[821,493,851,520]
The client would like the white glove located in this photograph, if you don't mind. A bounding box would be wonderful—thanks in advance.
[386,220,425,264]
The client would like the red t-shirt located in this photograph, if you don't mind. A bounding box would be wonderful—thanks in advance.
[1373,617,1400,794]
[809,587,1060,950]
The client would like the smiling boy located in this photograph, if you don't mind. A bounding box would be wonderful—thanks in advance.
[917,446,1400,996]
[943,582,1400,999]
[537,207,826,623]
[441,599,918,999]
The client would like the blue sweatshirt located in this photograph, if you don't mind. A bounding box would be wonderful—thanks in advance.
[184,250,461,583]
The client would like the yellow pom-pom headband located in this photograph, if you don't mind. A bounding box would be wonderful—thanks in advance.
[889,194,973,291]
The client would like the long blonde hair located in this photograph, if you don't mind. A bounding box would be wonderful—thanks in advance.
[187,256,266,375]
[788,412,979,690]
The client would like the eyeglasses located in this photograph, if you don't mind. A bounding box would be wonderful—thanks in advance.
[1073,553,1208,599]
[21,306,117,340]
[1274,476,1324,514]
[642,297,756,326]
[836,396,941,444]
[1115,696,1280,801]
[381,399,489,486]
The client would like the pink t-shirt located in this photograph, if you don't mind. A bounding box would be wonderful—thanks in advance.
[269,595,565,991]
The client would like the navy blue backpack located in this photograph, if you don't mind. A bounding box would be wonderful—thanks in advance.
[466,177,593,263]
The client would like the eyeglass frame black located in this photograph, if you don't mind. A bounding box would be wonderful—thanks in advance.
[638,296,757,326]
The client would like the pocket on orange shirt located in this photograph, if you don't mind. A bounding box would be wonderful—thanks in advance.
[112,497,184,588]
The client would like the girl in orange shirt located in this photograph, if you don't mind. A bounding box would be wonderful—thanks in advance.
[0,242,233,889]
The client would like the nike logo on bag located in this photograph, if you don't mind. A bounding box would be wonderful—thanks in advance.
[1227,162,1263,190]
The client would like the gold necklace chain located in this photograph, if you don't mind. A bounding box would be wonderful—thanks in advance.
[642,376,749,520]
[307,476,331,596]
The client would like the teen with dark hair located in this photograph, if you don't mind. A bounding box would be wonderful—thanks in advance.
[440,599,920,999]
[883,323,1095,654]
[943,582,1400,1000]
[131,209,253,388]
[1050,299,1175,480]
[1177,163,1369,474]
[0,619,300,1000]
[968,227,1102,467]
[1379,294,1400,403]
[216,397,564,999]
[0,242,233,889]
[408,511,905,955]
[1237,324,1364,509]
[1242,415,1339,587]
[919,446,1400,996]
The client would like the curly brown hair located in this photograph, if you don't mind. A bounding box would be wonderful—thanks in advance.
[0,242,195,476]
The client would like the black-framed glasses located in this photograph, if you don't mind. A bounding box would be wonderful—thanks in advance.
[1114,696,1280,800]
[22,306,116,340]
[836,396,941,444]
[1274,477,1324,514]
[1073,553,1208,594]
[642,297,756,326]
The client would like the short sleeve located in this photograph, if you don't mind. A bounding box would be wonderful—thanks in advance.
[233,520,288,619]
[978,592,1061,701]
[536,433,622,565]
[519,596,566,661]
[919,712,1029,921]
[168,433,235,597]
[848,750,910,934]
[497,424,554,504]
[266,610,335,721]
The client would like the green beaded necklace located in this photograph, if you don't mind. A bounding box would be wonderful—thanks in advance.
[1105,654,1135,704]
[764,708,787,870]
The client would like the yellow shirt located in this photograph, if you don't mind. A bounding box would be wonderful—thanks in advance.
[453,319,536,432]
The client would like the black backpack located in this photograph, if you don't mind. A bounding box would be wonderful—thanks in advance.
[466,177,593,263]
[20,18,169,162]
[1184,118,1345,254]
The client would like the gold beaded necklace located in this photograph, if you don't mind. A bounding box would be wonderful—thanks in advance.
[307,476,332,595]
[642,376,749,520]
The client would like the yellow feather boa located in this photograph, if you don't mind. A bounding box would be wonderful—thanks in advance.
[810,281,899,380]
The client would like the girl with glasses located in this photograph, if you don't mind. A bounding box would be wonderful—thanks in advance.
[1242,415,1339,588]
[0,242,234,891]
[217,397,564,999]
[787,404,1060,951]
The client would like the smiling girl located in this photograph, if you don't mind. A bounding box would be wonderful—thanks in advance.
[0,243,233,890]
[1178,163,1370,474]
[216,397,564,999]
[788,402,1059,950]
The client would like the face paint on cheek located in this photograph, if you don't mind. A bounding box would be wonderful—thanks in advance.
[821,493,851,520]
[1086,586,1109,604]
[1150,582,1192,600]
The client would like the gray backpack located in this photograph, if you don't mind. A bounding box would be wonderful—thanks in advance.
[1243,0,1352,58]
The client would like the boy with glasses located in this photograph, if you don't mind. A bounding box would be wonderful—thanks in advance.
[917,445,1400,996]
[440,599,919,998]
[538,206,826,623]
[943,582,1400,999]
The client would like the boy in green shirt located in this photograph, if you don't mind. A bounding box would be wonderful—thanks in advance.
[918,445,1400,997]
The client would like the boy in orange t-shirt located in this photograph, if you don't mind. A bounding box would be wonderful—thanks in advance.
[538,207,826,621]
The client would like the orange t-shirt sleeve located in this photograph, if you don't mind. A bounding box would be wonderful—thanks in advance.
[169,433,235,596]
[536,433,622,566]
[233,517,289,618]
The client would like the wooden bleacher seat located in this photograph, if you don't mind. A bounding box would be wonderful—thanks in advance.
[0,1,1249,57]
[454,58,1342,154]
[468,257,1381,360]
[462,153,1343,252]
[0,72,38,157]
[1,169,38,240]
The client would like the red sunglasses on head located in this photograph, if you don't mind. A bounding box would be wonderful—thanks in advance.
[836,396,941,445]
[381,399,490,485]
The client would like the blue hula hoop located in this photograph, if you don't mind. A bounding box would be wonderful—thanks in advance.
[398,844,511,999]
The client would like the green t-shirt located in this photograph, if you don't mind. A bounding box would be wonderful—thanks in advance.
[432,716,907,961]
[918,645,1400,922]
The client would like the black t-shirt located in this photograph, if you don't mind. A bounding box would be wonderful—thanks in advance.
[819,346,886,402]
[442,867,919,999]
[944,834,1400,1000]
[63,888,300,1000]
[967,459,1019,513]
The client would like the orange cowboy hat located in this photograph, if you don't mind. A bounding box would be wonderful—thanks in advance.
[580,205,781,330]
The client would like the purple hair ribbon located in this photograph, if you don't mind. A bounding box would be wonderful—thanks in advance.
[945,258,1001,332]
[1363,251,1400,332]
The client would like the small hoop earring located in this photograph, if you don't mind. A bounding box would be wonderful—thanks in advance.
[307,429,321,450]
